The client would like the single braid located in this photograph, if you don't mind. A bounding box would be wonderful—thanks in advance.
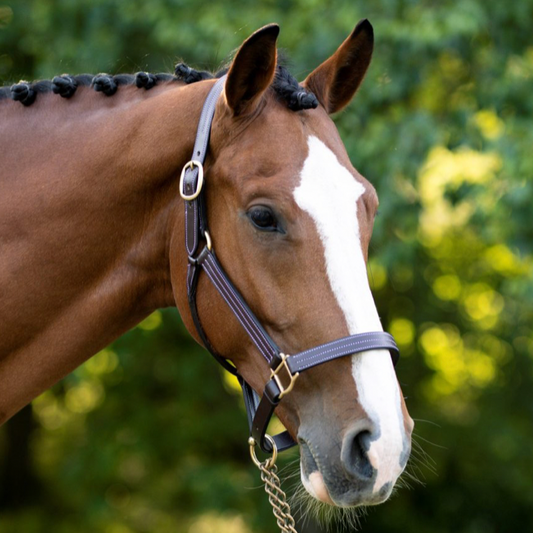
[92,74,118,96]
[10,81,36,106]
[135,71,158,90]
[273,66,318,111]
[174,63,213,84]
[52,75,78,98]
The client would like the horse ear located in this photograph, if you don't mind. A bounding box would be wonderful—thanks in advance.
[303,19,374,114]
[224,24,279,116]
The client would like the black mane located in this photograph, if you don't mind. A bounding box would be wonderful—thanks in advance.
[0,62,318,111]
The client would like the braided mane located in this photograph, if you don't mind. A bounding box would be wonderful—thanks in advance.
[0,62,318,112]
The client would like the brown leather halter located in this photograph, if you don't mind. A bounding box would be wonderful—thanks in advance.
[181,76,400,453]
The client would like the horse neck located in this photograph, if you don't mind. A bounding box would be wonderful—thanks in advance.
[0,81,211,423]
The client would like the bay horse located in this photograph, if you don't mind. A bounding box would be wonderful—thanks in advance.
[0,20,413,509]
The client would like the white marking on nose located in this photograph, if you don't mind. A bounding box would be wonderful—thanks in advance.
[293,136,405,491]
[301,470,334,505]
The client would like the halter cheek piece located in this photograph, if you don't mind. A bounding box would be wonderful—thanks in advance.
[182,76,400,454]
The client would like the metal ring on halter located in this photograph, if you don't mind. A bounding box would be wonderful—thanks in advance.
[179,160,204,201]
[249,434,277,469]
[204,230,212,251]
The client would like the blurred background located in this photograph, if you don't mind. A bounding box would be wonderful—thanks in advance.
[1,0,533,532]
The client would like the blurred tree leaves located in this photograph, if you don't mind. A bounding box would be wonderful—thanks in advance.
[1,1,533,532]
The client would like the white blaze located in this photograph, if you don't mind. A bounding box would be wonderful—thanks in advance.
[294,136,405,491]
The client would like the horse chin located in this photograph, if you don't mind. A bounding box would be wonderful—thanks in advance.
[301,470,335,505]
[301,465,393,508]
[299,440,396,508]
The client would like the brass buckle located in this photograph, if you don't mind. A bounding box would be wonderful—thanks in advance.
[271,353,299,399]
[179,160,204,201]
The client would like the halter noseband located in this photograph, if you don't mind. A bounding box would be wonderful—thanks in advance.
[181,76,400,453]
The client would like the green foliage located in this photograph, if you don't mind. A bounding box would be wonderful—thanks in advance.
[1,1,533,532]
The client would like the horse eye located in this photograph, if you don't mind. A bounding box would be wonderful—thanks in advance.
[247,206,279,232]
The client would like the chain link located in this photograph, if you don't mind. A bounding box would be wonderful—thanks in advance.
[249,436,298,533]
[258,460,298,533]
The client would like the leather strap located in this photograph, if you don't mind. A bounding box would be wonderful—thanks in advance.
[182,76,401,454]
[240,378,295,452]
[288,331,399,372]
[250,332,399,451]
[187,250,237,375]
[201,251,279,363]
[184,76,227,257]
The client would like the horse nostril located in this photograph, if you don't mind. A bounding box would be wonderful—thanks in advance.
[342,428,375,480]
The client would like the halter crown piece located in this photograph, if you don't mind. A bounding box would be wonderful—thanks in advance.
[181,76,400,455]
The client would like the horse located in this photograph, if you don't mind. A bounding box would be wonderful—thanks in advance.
[0,20,413,510]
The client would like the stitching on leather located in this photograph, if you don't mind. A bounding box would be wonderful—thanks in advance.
[295,338,391,363]
[203,262,261,351]
[186,263,193,291]
[193,200,198,252]
[297,343,395,369]
[293,333,394,360]
[293,333,375,359]
[292,337,396,370]
[185,202,191,255]
[205,256,274,361]
[206,255,275,359]
[203,261,272,362]
[203,258,273,361]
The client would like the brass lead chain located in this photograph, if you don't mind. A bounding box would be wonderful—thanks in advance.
[249,435,298,533]
[259,461,298,533]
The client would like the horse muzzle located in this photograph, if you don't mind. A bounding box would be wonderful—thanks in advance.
[298,417,412,507]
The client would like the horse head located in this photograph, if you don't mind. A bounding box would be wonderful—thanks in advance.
[171,21,413,508]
